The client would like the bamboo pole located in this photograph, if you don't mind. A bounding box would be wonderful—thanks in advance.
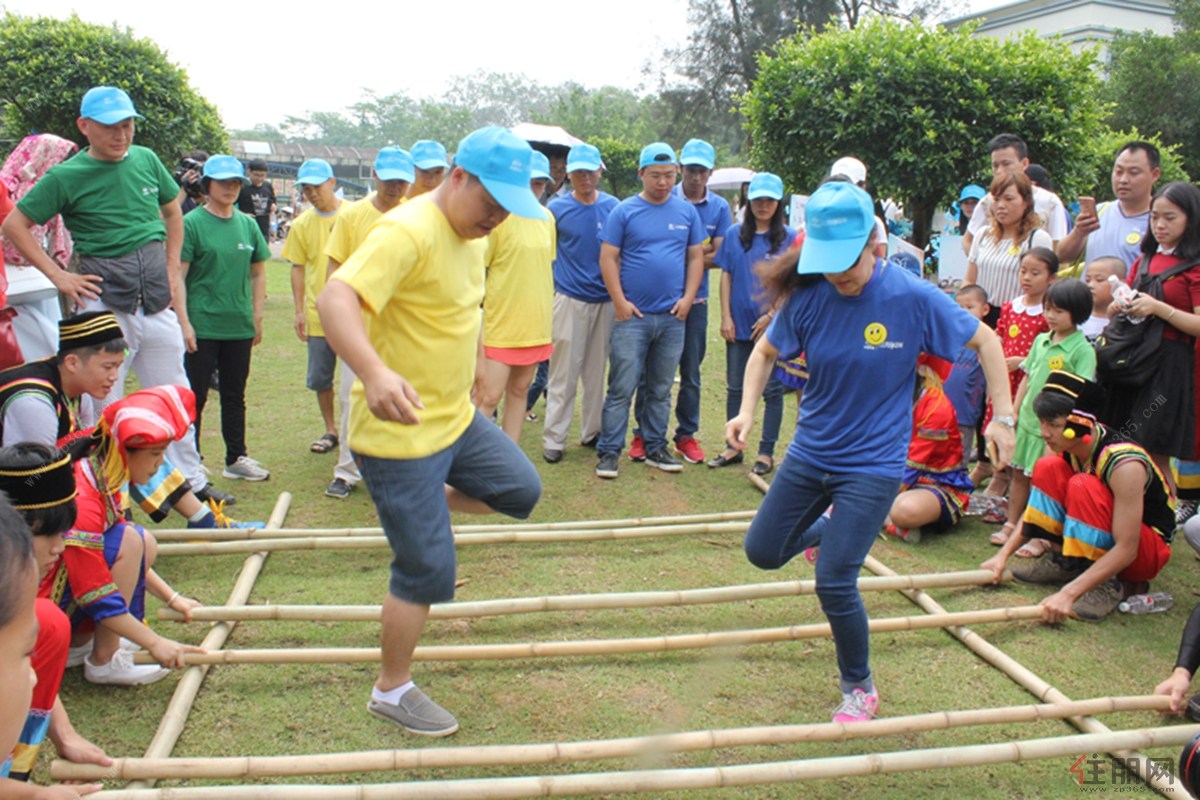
[748,473,1188,799]
[135,606,1043,666]
[157,570,1012,622]
[149,510,759,542]
[155,520,750,557]
[53,694,1171,781]
[123,493,292,792]
[863,553,1189,799]
[85,725,1200,800]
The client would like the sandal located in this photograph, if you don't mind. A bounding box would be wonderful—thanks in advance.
[989,522,1015,547]
[310,433,338,454]
[706,451,744,468]
[751,457,775,476]
[1015,538,1050,558]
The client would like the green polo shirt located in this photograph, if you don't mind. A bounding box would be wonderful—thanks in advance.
[181,208,270,340]
[1018,329,1097,434]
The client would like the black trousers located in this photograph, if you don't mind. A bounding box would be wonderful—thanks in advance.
[185,338,254,466]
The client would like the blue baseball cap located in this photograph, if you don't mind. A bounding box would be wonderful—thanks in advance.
[566,143,603,172]
[530,151,552,181]
[959,184,987,202]
[680,138,716,169]
[202,155,248,183]
[296,159,334,186]
[80,86,143,125]
[374,146,415,183]
[747,173,784,201]
[411,140,449,170]
[797,182,876,275]
[639,142,677,169]
[455,126,542,219]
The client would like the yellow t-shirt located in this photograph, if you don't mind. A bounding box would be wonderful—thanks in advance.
[482,208,556,348]
[331,195,486,459]
[281,200,345,337]
[325,194,408,266]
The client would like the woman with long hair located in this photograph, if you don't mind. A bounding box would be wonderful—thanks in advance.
[964,171,1051,306]
[710,173,794,475]
[728,182,1015,723]
[1105,181,1200,490]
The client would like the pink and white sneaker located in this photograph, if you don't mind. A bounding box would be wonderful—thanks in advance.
[832,687,879,723]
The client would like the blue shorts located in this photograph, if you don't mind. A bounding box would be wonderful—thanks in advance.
[306,336,336,392]
[354,412,542,604]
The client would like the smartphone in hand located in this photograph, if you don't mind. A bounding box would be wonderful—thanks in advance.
[1078,196,1097,217]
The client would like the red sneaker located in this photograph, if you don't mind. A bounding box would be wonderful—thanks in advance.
[674,436,705,464]
[628,434,646,461]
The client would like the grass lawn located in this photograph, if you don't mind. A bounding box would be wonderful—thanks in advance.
[44,260,1199,798]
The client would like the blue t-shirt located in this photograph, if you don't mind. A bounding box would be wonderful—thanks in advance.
[673,185,734,300]
[548,191,620,303]
[715,222,797,341]
[943,347,985,427]
[601,194,706,314]
[766,261,980,478]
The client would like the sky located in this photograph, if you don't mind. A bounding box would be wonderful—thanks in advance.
[2,0,994,131]
[2,0,698,129]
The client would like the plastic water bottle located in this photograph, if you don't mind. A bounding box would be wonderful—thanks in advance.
[1118,592,1173,614]
[1108,275,1145,324]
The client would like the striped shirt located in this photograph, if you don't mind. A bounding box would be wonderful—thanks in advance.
[968,225,1053,304]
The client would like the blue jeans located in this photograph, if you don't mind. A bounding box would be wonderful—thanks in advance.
[743,458,899,691]
[725,339,787,458]
[599,312,685,456]
[634,301,707,442]
[355,412,542,604]
[525,359,549,411]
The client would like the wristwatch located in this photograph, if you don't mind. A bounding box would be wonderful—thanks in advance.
[993,415,1015,428]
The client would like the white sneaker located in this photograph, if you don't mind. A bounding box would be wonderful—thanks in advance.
[66,641,91,668]
[222,456,270,482]
[83,650,170,686]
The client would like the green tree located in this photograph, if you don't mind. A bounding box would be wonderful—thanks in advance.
[590,137,643,199]
[0,13,226,163]
[1104,27,1200,178]
[744,20,1106,247]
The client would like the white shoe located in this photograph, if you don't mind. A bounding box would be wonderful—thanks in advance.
[66,641,91,668]
[84,650,170,686]
[222,455,270,481]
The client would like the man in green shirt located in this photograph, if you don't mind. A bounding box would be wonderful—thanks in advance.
[1,85,232,506]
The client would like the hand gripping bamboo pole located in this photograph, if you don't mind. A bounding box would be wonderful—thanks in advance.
[52,695,1171,782]
[123,492,292,792]
[149,510,759,542]
[135,606,1043,666]
[154,521,750,556]
[157,570,1012,622]
[82,725,1200,800]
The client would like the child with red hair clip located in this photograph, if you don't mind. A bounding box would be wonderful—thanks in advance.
[46,385,205,686]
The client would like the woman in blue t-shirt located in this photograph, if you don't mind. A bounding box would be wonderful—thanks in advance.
[711,173,796,476]
[725,182,1016,724]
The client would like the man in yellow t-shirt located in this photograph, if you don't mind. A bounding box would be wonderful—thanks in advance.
[317,127,544,737]
[281,158,344,455]
[321,146,415,500]
[476,150,556,442]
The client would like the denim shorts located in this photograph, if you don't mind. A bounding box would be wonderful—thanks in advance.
[354,412,542,604]
[306,335,337,391]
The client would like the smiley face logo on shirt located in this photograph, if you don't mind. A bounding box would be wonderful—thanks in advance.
[1126,232,1141,245]
[1048,355,1065,370]
[1008,324,1021,338]
[864,323,888,346]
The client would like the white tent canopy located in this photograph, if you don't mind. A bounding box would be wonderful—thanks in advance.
[510,123,584,149]
[708,167,755,191]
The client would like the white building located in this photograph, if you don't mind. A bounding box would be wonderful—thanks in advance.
[942,0,1175,60]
